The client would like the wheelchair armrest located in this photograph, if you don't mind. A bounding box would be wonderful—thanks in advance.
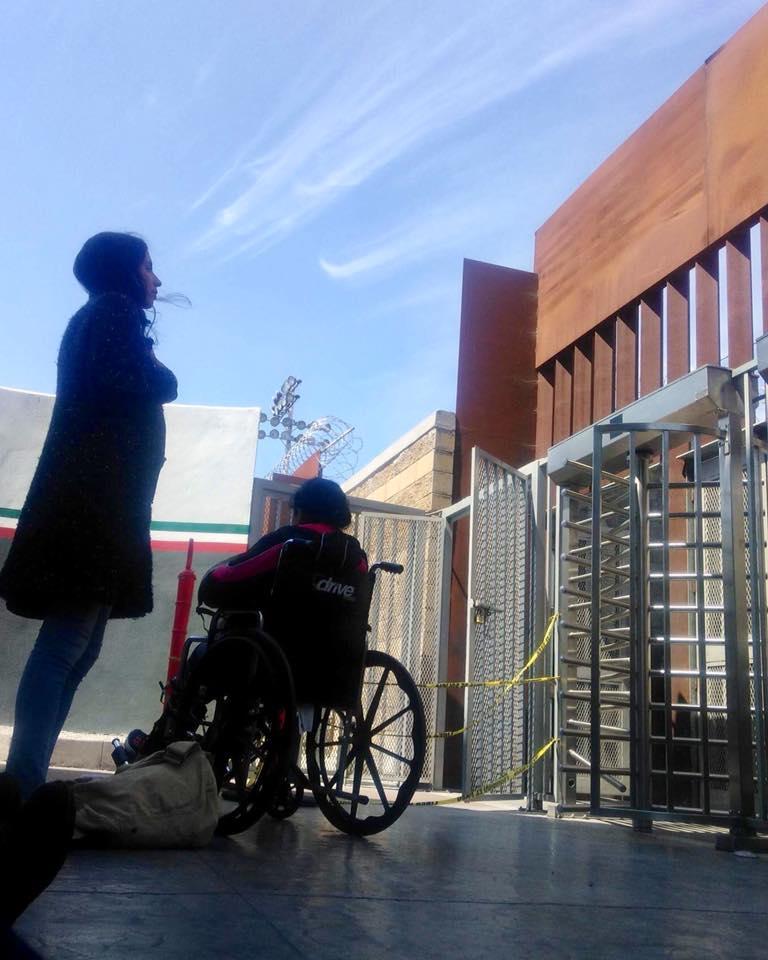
[370,562,404,575]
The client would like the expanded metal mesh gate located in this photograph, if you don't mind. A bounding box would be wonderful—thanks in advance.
[249,478,445,786]
[464,449,532,797]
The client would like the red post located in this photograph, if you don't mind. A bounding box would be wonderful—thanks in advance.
[166,539,197,686]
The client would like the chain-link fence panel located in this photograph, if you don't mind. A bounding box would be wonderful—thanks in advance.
[249,479,445,787]
[358,512,444,786]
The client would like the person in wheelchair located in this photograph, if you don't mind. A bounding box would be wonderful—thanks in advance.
[197,478,370,709]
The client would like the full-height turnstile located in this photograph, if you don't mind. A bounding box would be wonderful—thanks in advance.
[548,366,768,837]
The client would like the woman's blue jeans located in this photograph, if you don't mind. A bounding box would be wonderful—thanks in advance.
[5,604,111,798]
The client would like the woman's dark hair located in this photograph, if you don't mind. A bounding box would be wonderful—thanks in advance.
[292,478,352,528]
[73,232,148,309]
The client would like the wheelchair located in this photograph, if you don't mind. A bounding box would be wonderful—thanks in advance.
[138,538,427,837]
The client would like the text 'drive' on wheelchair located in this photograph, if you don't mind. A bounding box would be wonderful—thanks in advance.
[140,539,427,837]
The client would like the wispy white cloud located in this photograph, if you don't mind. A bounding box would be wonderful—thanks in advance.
[319,198,494,280]
[187,0,740,262]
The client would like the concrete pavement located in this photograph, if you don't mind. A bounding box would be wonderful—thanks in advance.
[12,800,768,960]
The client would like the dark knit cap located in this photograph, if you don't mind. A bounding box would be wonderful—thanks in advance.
[73,232,148,306]
[292,478,352,528]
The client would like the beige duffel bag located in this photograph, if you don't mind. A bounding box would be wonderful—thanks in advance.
[72,741,219,849]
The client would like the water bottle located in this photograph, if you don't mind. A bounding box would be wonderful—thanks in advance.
[111,738,130,769]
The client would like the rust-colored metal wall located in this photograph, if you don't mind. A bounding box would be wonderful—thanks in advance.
[454,259,538,494]
[445,259,537,788]
[447,3,768,792]
[534,4,768,369]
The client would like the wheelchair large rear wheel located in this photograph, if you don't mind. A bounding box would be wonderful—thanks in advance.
[306,649,425,836]
[179,630,297,836]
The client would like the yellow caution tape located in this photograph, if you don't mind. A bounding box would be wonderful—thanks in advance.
[418,613,559,692]
[428,677,558,739]
[502,612,559,693]
[364,613,560,742]
[421,674,558,692]
[412,737,558,806]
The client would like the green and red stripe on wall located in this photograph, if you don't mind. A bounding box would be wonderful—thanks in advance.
[0,508,248,553]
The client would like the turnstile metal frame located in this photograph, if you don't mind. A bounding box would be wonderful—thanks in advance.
[552,403,768,837]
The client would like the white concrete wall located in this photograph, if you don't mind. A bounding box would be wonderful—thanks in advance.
[0,386,261,766]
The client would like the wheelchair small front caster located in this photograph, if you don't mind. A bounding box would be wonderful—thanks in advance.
[268,773,304,820]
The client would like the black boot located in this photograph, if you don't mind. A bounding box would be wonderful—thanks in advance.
[0,781,75,926]
[0,773,22,824]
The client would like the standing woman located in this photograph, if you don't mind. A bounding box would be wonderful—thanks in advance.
[0,232,178,797]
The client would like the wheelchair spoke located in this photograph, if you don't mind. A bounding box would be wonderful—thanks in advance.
[370,703,413,737]
[306,649,426,837]
[370,740,414,767]
[364,747,391,810]
[327,744,358,790]
[364,667,391,726]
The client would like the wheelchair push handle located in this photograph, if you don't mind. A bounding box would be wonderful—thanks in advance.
[370,561,404,575]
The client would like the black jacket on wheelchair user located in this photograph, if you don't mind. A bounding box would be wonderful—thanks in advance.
[198,525,371,708]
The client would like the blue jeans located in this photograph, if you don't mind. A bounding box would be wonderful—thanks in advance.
[5,605,111,798]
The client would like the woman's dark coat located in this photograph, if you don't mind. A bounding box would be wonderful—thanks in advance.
[0,293,177,619]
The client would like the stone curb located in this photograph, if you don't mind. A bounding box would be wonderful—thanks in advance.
[0,725,118,772]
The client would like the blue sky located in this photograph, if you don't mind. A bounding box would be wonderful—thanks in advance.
[1,0,764,478]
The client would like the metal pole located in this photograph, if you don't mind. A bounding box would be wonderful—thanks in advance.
[590,427,603,812]
[692,433,712,816]
[743,372,768,821]
[462,448,480,797]
[718,411,756,824]
[555,485,569,809]
[432,516,453,790]
[527,462,549,810]
[661,430,674,811]
[628,438,652,830]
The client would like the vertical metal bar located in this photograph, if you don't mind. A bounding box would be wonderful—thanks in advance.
[760,450,768,821]
[404,521,419,671]
[744,373,767,820]
[692,433,711,815]
[628,434,640,809]
[544,471,557,800]
[629,437,652,827]
[590,427,603,812]
[759,451,768,821]
[555,485,569,808]
[661,430,674,811]
[523,470,535,799]
[719,411,756,822]
[462,448,480,796]
[527,463,548,810]
[432,516,453,790]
